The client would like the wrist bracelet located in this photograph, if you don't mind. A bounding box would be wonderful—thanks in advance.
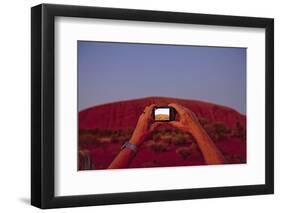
[121,141,138,153]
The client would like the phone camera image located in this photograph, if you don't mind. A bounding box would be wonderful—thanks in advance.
[153,107,176,121]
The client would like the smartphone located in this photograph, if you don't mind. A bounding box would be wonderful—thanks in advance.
[152,106,176,121]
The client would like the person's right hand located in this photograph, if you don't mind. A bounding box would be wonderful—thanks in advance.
[168,103,202,133]
[168,103,226,164]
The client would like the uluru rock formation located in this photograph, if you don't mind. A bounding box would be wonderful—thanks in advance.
[79,96,246,130]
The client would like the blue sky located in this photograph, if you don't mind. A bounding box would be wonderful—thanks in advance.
[78,41,246,114]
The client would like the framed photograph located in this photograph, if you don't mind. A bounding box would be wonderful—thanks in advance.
[31,3,274,209]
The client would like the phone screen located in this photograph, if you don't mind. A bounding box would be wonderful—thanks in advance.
[154,108,170,121]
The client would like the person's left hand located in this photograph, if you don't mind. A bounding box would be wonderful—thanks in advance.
[130,104,160,146]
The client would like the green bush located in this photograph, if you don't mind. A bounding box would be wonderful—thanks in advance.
[147,141,169,152]
[172,134,187,145]
[176,143,198,159]
[111,135,120,144]
[176,147,192,159]
[203,122,231,142]
[79,134,99,145]
[198,117,210,126]
[232,122,246,140]
[152,132,162,141]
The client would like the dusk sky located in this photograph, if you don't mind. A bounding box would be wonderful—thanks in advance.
[78,41,246,114]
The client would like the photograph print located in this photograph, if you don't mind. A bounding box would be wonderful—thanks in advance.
[78,41,246,171]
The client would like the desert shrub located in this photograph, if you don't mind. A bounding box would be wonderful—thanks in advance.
[118,135,131,143]
[232,122,246,140]
[170,131,177,137]
[103,128,114,136]
[225,154,244,164]
[79,134,99,145]
[203,124,217,139]
[184,133,194,142]
[82,128,103,137]
[174,129,184,136]
[79,128,135,145]
[163,129,172,135]
[172,132,194,145]
[112,129,120,137]
[99,137,112,143]
[176,147,192,159]
[160,135,172,144]
[148,141,169,152]
[176,143,198,159]
[203,122,231,142]
[79,129,87,135]
[88,128,100,135]
[214,122,231,134]
[144,140,154,148]
[126,128,134,136]
[198,117,210,126]
[152,132,162,141]
[172,134,187,145]
[173,139,188,145]
[173,140,187,146]
[111,135,121,144]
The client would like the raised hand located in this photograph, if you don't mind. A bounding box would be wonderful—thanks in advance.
[130,104,156,146]
[168,103,201,133]
[108,104,160,169]
[168,103,226,165]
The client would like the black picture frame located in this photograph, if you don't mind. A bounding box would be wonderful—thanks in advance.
[31,3,274,209]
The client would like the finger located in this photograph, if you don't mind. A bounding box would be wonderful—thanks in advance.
[183,107,198,121]
[143,104,156,117]
[168,103,186,118]
[143,106,149,114]
[147,104,157,112]
[136,113,145,123]
[143,104,155,113]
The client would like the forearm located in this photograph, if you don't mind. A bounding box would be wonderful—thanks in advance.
[107,148,136,169]
[107,134,143,169]
[186,125,225,165]
[108,105,155,169]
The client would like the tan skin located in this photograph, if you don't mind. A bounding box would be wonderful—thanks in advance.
[108,103,225,169]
